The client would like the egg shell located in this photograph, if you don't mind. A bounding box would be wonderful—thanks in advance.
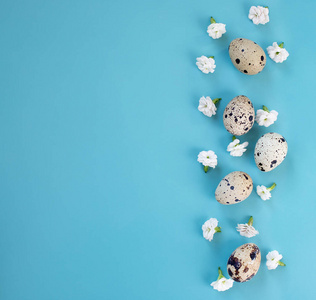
[223,95,255,136]
[254,132,288,172]
[227,243,261,282]
[215,171,253,205]
[229,38,266,75]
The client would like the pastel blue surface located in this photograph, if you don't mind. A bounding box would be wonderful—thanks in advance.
[1,0,315,299]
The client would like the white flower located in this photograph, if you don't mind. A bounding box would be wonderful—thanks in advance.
[256,107,278,127]
[211,268,234,292]
[197,150,217,172]
[248,6,269,25]
[198,96,221,117]
[211,277,234,292]
[266,250,286,270]
[202,218,220,242]
[196,56,216,74]
[236,217,259,238]
[237,224,259,238]
[256,183,276,200]
[256,185,271,200]
[267,42,289,63]
[207,18,226,39]
[227,138,248,157]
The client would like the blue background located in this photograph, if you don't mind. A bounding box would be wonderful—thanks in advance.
[0,0,315,299]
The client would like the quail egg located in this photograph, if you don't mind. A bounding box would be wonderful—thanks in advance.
[229,38,266,75]
[227,243,261,282]
[254,132,288,172]
[215,171,253,205]
[223,95,255,136]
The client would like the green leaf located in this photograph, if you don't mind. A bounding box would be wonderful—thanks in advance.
[215,226,221,233]
[212,98,222,105]
[217,267,224,280]
[262,105,270,112]
[268,183,277,191]
[278,261,286,267]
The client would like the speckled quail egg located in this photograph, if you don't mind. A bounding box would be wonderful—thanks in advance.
[215,171,253,205]
[227,243,261,282]
[223,95,255,136]
[229,38,266,75]
[254,132,288,172]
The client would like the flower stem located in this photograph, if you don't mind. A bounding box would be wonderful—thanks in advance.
[210,17,216,24]
[204,166,209,173]
[279,42,284,48]
[212,98,222,105]
[209,56,215,59]
[247,216,254,226]
[262,105,270,112]
[215,226,221,233]
[217,267,224,280]
[268,183,277,191]
[278,260,286,267]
